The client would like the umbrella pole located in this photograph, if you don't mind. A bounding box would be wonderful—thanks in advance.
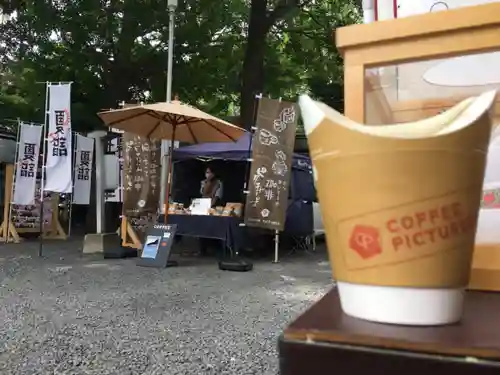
[163,127,176,224]
[163,151,174,223]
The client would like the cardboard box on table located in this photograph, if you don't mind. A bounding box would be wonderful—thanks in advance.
[336,2,500,291]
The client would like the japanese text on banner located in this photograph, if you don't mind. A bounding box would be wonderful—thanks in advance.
[44,83,73,193]
[12,123,43,205]
[73,134,94,205]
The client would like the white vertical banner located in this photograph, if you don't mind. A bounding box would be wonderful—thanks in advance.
[44,83,73,193]
[159,139,179,211]
[72,134,94,204]
[12,123,43,205]
[105,136,123,202]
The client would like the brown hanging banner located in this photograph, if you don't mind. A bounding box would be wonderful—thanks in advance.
[244,98,298,231]
[122,132,161,239]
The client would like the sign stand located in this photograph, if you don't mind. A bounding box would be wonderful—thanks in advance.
[273,97,282,264]
[67,130,78,238]
[39,82,49,256]
[136,223,178,268]
[218,95,262,273]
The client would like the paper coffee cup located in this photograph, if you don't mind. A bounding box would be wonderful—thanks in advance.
[299,91,496,325]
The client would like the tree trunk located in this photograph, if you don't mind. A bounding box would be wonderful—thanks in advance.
[240,0,269,130]
[103,0,139,109]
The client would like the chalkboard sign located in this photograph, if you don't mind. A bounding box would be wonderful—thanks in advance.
[136,223,177,268]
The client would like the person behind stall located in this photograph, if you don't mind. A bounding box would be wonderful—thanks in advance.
[199,166,224,256]
[200,166,223,206]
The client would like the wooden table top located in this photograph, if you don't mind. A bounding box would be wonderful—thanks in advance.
[284,288,500,359]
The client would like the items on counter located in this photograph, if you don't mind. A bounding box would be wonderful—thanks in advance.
[168,202,244,217]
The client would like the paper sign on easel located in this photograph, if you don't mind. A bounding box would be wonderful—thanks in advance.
[190,198,211,215]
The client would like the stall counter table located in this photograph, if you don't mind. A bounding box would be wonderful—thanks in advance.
[159,214,244,252]
[279,288,500,375]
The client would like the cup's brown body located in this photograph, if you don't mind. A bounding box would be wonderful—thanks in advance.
[308,110,492,288]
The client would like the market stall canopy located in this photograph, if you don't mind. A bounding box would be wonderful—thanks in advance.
[97,101,245,143]
[173,132,315,201]
[174,132,311,170]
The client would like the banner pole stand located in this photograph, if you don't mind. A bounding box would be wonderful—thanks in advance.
[38,187,45,256]
[67,196,73,237]
[271,97,283,264]
[5,120,22,243]
[218,94,261,272]
[68,131,77,238]
[240,93,262,253]
[38,82,50,257]
[116,130,129,247]
[117,134,133,247]
[273,229,279,263]
[0,164,20,243]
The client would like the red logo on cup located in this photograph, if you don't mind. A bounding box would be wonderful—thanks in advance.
[349,225,382,259]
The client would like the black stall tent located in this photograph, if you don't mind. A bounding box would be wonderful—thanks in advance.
[172,133,316,254]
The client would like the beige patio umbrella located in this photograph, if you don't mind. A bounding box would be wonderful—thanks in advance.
[98,100,245,142]
[97,100,246,217]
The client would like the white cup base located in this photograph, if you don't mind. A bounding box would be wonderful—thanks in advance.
[337,282,464,326]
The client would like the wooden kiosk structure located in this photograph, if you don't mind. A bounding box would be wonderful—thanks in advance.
[0,164,67,242]
[337,2,500,292]
[279,5,500,375]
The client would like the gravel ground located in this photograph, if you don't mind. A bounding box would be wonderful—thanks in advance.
[0,239,333,375]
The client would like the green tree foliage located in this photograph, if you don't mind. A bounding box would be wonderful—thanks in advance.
[0,0,359,132]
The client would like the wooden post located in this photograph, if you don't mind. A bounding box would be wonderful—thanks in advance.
[120,216,141,249]
[0,164,20,243]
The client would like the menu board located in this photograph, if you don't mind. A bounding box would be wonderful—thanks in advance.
[137,223,177,268]
[11,180,54,230]
[244,98,298,231]
[122,133,161,240]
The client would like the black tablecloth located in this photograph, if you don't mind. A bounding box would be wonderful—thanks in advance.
[284,200,314,237]
[160,215,243,251]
